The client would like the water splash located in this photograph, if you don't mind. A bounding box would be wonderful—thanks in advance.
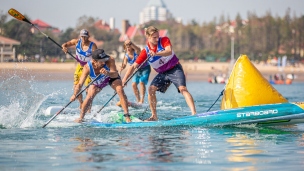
[0,76,44,128]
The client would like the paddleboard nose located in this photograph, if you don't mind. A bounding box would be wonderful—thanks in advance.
[294,102,304,110]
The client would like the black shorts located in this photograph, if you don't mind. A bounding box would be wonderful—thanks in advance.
[150,63,186,93]
[109,76,121,86]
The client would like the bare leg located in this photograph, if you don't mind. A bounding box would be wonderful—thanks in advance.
[74,84,83,109]
[139,82,146,104]
[75,85,100,122]
[112,79,131,122]
[132,82,140,103]
[179,86,196,115]
[85,89,92,113]
[146,85,158,121]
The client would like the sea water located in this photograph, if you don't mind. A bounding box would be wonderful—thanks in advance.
[1,75,304,170]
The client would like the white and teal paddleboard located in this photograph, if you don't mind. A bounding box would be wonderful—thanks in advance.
[86,102,304,128]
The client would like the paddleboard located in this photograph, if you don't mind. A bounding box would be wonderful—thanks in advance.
[45,106,76,116]
[86,102,304,128]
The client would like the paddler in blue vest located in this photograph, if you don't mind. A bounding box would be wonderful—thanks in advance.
[61,29,97,109]
[119,40,151,104]
[122,26,196,121]
[70,49,131,123]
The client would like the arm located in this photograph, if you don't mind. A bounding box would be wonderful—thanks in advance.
[62,39,78,53]
[120,55,128,71]
[148,45,172,57]
[124,40,141,55]
[148,37,172,57]
[156,45,172,56]
[130,43,141,55]
[105,57,119,78]
[91,42,97,51]
[122,63,139,86]
[70,65,89,101]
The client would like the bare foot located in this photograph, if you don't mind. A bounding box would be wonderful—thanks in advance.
[125,117,131,123]
[144,117,158,122]
[116,101,131,107]
[116,101,121,107]
[74,118,83,123]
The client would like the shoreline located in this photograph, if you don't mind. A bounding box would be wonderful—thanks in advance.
[1,61,304,82]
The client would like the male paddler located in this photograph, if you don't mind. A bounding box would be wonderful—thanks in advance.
[62,29,97,109]
[122,26,196,121]
[70,49,131,123]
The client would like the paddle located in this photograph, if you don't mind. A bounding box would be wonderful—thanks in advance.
[206,89,224,112]
[8,8,77,61]
[95,56,151,114]
[42,74,102,128]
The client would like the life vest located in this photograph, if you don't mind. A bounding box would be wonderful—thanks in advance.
[126,52,149,68]
[75,39,94,66]
[87,60,110,86]
[145,37,178,73]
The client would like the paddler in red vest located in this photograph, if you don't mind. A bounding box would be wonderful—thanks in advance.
[122,26,196,121]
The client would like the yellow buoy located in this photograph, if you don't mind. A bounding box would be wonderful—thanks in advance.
[221,55,287,110]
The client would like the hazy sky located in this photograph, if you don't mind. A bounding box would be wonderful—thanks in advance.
[1,0,303,31]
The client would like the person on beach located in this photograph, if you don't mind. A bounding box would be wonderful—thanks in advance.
[122,26,196,121]
[119,39,151,104]
[62,29,97,109]
[70,49,131,123]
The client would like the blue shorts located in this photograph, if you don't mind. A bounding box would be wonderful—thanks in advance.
[132,65,151,85]
[150,63,186,93]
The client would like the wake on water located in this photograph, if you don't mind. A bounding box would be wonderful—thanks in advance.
[0,76,45,128]
[0,67,182,129]
[0,74,148,129]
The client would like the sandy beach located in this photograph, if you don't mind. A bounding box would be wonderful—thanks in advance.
[1,61,304,82]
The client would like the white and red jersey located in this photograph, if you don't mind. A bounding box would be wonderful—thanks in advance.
[136,37,179,73]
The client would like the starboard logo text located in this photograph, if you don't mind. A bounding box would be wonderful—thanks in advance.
[236,109,278,118]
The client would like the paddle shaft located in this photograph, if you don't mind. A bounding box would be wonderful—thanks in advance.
[42,74,102,128]
[96,56,151,114]
[206,89,224,112]
[31,25,77,60]
[8,8,77,60]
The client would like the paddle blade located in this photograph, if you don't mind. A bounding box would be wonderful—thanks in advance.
[8,8,31,24]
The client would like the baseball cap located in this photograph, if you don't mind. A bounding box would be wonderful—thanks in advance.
[92,49,110,60]
[79,29,89,37]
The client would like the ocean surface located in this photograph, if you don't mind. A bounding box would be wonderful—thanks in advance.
[1,75,304,171]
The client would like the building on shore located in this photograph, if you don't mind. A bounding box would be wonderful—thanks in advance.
[0,36,20,62]
[139,0,173,25]
[30,19,61,36]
